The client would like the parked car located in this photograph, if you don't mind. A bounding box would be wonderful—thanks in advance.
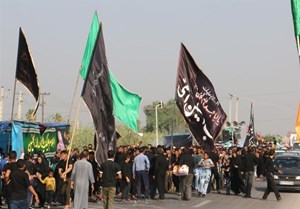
[293,142,300,151]
[274,154,300,191]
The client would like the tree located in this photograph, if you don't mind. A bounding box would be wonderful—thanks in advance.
[47,113,64,122]
[25,109,36,122]
[71,126,95,150]
[116,123,165,146]
[143,99,188,134]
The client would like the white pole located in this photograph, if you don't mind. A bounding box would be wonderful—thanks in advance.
[17,91,23,120]
[155,104,159,147]
[235,97,239,122]
[155,102,163,147]
[229,94,233,123]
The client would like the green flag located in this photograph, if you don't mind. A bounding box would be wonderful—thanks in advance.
[291,0,300,55]
[109,71,142,133]
[80,12,142,134]
[80,11,100,79]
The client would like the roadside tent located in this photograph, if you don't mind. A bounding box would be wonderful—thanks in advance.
[0,121,69,158]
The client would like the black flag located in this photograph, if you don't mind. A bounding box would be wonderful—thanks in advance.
[16,28,40,115]
[175,43,227,152]
[81,23,116,165]
[244,103,257,147]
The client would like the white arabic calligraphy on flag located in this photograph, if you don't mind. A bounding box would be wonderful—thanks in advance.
[175,43,227,152]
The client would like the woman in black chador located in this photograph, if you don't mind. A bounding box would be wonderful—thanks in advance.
[230,148,245,195]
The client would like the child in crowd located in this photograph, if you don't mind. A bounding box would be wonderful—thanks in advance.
[37,169,56,208]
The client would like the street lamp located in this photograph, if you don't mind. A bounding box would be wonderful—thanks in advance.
[155,101,163,147]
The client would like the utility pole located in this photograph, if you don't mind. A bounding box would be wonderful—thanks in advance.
[155,101,163,147]
[17,91,23,120]
[235,97,239,123]
[40,92,50,122]
[0,86,11,121]
[228,94,233,124]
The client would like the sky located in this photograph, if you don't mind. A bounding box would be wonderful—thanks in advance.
[0,0,300,137]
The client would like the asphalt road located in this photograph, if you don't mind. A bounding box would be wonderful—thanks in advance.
[1,179,299,209]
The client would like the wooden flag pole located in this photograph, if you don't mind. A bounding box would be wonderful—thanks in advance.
[64,98,82,179]
[297,36,300,57]
[67,74,80,123]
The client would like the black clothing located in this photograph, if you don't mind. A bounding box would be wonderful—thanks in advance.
[262,156,280,200]
[2,162,18,198]
[115,152,125,167]
[264,156,277,174]
[256,155,265,177]
[208,152,220,192]
[34,162,49,207]
[25,160,35,175]
[2,162,18,173]
[34,162,49,177]
[242,152,255,172]
[57,160,73,179]
[154,155,169,199]
[89,159,100,195]
[179,153,195,174]
[121,162,132,180]
[154,155,169,175]
[100,159,121,187]
[230,155,245,195]
[7,169,31,200]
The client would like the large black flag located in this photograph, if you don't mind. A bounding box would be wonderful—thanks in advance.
[175,43,227,152]
[81,23,116,165]
[16,28,40,115]
[244,103,257,147]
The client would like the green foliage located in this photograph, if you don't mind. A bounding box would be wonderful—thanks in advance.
[71,126,95,151]
[47,113,65,122]
[116,123,166,146]
[143,99,188,134]
[263,134,281,142]
[25,109,36,122]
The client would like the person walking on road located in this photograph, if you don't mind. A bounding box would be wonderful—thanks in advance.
[178,148,195,201]
[100,150,122,209]
[132,147,150,201]
[262,149,281,201]
[198,152,214,197]
[70,150,95,209]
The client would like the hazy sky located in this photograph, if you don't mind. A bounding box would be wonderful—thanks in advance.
[0,0,299,136]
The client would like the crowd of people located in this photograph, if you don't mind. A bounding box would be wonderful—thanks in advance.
[0,142,282,209]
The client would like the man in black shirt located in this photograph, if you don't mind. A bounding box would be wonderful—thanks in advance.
[209,149,220,193]
[179,148,195,200]
[242,146,256,198]
[262,149,281,201]
[100,150,122,209]
[3,151,18,184]
[57,150,73,208]
[7,159,39,209]
[154,148,169,199]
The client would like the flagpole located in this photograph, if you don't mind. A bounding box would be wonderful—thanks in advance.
[65,98,82,176]
[67,73,80,123]
[297,36,300,63]
[297,36,300,56]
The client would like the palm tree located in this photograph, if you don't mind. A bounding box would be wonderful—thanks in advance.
[49,113,64,122]
[25,109,36,122]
